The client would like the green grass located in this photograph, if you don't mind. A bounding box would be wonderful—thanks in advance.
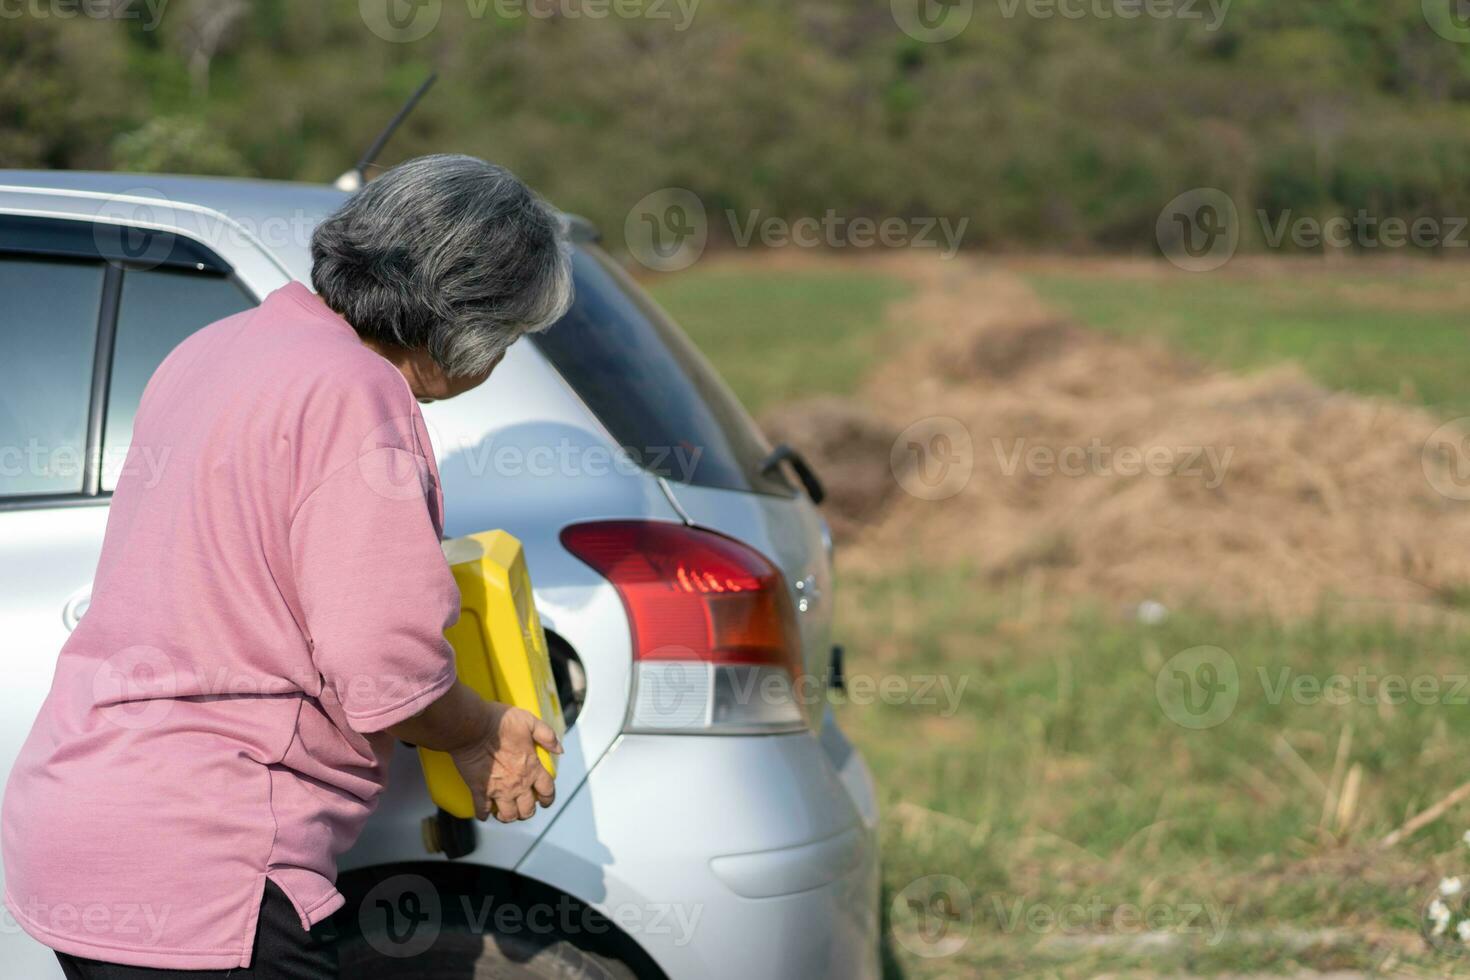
[645,264,912,416]
[837,565,1470,977]
[1026,263,1470,417]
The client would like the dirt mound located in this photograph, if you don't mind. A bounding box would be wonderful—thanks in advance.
[797,256,1470,619]
[935,317,1087,381]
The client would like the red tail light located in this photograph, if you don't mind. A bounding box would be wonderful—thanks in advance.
[560,521,802,673]
[561,521,808,733]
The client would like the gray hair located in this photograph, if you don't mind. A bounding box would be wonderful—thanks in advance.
[311,154,573,378]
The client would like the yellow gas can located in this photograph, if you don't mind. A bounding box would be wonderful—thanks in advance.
[419,530,565,819]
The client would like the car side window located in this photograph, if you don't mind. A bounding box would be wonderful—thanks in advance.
[101,267,256,491]
[0,255,105,498]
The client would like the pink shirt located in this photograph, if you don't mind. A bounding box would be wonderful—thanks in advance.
[2,283,460,969]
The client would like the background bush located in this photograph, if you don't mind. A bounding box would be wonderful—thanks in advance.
[4,0,1470,253]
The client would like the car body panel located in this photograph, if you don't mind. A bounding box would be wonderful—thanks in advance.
[517,731,880,980]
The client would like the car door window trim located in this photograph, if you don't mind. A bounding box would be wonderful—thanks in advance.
[81,263,124,497]
[0,213,233,274]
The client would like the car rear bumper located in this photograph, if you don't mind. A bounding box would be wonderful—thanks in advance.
[516,716,881,980]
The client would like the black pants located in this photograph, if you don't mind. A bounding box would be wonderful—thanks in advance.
[55,881,338,980]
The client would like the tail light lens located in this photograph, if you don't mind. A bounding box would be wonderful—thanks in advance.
[561,520,808,733]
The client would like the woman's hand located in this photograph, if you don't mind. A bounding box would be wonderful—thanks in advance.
[449,702,562,823]
[385,681,563,823]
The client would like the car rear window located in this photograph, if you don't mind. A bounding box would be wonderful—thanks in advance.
[532,246,793,497]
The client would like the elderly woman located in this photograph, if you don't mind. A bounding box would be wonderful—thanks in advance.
[1,156,572,979]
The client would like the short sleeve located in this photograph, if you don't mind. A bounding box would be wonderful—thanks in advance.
[288,446,459,733]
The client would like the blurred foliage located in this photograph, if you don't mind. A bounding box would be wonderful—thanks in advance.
[111,116,249,174]
[4,0,1470,253]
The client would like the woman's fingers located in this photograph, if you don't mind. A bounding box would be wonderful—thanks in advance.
[532,769,555,804]
[514,792,537,821]
[490,791,536,823]
[532,718,563,754]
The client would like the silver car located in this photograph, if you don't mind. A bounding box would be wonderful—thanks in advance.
[0,171,881,979]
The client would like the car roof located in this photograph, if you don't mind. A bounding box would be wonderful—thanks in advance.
[0,170,597,243]
[0,170,350,232]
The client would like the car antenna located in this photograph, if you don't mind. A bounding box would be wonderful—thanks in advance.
[334,71,439,192]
